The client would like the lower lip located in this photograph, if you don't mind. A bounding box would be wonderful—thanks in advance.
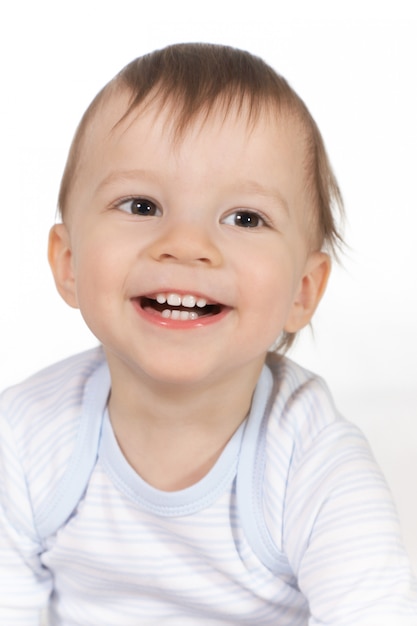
[132,300,231,329]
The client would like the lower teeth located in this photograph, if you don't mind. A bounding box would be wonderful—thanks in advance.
[161,309,199,320]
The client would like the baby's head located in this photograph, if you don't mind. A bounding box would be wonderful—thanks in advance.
[55,43,343,353]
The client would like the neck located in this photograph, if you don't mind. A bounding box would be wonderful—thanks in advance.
[104,351,265,490]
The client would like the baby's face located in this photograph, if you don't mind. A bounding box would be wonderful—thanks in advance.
[50,91,329,389]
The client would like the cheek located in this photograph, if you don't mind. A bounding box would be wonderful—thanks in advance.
[238,251,298,328]
[72,239,123,308]
[242,249,297,304]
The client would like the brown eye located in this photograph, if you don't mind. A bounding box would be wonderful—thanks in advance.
[118,197,161,216]
[223,210,265,228]
[235,212,261,227]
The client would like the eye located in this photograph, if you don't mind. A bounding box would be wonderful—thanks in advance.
[222,210,266,228]
[117,197,161,216]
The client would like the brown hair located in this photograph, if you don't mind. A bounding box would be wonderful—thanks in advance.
[58,42,344,352]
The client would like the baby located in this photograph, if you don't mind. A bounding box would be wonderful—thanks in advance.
[1,43,416,625]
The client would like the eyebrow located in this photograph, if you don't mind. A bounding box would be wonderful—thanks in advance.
[95,169,160,193]
[230,180,290,215]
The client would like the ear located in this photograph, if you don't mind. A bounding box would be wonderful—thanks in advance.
[48,224,79,308]
[284,252,331,333]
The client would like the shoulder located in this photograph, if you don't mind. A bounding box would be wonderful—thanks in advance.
[261,354,375,531]
[237,355,377,574]
[0,347,108,528]
[262,354,394,552]
[0,346,106,427]
[265,353,349,451]
[264,352,371,478]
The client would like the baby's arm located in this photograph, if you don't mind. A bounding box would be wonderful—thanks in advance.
[0,412,52,625]
[284,421,417,625]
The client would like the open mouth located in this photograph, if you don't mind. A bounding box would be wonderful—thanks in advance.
[139,292,223,321]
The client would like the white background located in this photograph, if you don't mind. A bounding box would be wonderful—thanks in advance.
[1,1,416,572]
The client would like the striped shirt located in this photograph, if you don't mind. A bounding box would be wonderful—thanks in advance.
[0,346,416,625]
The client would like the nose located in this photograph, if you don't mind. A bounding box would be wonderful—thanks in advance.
[148,220,223,267]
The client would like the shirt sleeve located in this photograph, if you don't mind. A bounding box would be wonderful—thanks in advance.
[0,411,52,625]
[283,420,417,625]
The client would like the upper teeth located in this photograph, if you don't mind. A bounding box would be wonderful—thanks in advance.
[155,293,207,308]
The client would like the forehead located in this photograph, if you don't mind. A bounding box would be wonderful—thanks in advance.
[68,88,309,218]
[81,88,306,166]
[82,88,305,152]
